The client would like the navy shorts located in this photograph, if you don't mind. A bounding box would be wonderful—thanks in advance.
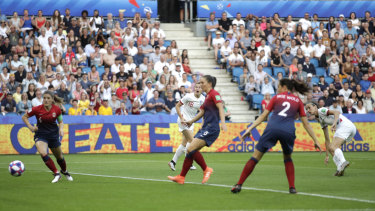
[35,136,61,148]
[179,1,186,9]
[194,125,220,147]
[255,129,296,154]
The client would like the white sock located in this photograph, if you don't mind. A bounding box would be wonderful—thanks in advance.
[334,148,346,169]
[185,142,191,156]
[172,144,186,163]
[332,155,341,170]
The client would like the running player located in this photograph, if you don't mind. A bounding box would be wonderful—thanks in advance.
[305,103,355,176]
[168,84,205,171]
[168,75,227,184]
[231,79,321,194]
[22,91,73,183]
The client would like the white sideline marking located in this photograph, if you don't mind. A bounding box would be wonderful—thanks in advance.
[71,172,375,204]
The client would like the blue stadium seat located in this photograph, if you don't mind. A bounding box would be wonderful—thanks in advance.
[82,67,91,73]
[273,67,285,77]
[5,112,18,116]
[325,77,334,84]
[253,94,264,110]
[164,40,171,47]
[97,66,105,76]
[310,58,319,68]
[64,104,72,113]
[187,75,193,83]
[263,67,273,76]
[316,67,326,77]
[232,67,244,83]
[311,77,319,84]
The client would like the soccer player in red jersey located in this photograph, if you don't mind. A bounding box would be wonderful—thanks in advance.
[168,75,227,184]
[231,79,321,194]
[22,91,73,183]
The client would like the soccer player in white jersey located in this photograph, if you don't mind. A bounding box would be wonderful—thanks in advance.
[168,84,205,171]
[306,103,356,176]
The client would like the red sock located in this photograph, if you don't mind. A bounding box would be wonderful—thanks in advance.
[193,151,207,171]
[237,157,258,185]
[284,159,295,188]
[57,158,66,172]
[42,155,58,174]
[180,157,193,177]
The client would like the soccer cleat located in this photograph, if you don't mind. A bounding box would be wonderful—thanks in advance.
[289,187,297,194]
[202,167,213,184]
[167,175,185,184]
[168,161,176,171]
[190,165,197,170]
[337,161,350,177]
[231,184,242,193]
[333,171,340,176]
[61,170,73,181]
[51,173,61,183]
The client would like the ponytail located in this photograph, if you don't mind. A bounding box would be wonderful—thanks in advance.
[203,75,217,89]
[279,79,310,95]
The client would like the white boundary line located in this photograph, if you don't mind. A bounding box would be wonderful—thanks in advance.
[71,172,375,205]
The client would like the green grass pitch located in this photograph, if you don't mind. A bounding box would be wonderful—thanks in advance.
[0,152,374,211]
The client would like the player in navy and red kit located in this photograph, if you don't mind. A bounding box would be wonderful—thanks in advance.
[22,91,73,183]
[231,79,321,194]
[168,75,227,184]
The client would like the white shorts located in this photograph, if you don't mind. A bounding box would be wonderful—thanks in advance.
[177,118,194,132]
[333,121,357,142]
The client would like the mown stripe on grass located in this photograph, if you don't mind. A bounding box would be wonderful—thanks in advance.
[71,172,375,204]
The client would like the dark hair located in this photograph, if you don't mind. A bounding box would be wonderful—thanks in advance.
[279,79,309,95]
[44,91,64,104]
[203,75,217,89]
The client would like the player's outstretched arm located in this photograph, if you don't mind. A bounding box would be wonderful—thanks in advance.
[323,126,331,164]
[241,109,270,140]
[185,109,204,126]
[22,113,38,132]
[327,110,340,132]
[216,102,227,131]
[301,116,322,152]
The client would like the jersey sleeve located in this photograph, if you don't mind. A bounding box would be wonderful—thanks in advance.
[27,106,37,117]
[298,100,306,117]
[265,95,277,111]
[318,107,329,116]
[180,94,190,105]
[212,91,223,104]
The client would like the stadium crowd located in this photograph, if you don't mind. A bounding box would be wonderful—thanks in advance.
[0,8,199,116]
[0,8,374,117]
[207,11,375,114]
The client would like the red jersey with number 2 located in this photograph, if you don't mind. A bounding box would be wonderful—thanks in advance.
[265,92,306,134]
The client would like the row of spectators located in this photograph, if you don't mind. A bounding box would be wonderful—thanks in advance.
[0,8,199,116]
[205,11,375,114]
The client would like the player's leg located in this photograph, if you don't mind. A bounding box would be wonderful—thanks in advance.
[283,153,296,193]
[36,140,59,174]
[329,137,347,176]
[183,130,197,170]
[51,146,73,181]
[169,132,188,170]
[231,149,265,193]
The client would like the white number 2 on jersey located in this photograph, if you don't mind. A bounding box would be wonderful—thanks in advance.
[278,102,290,117]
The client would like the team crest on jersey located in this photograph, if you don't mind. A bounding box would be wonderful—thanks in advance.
[52,112,56,117]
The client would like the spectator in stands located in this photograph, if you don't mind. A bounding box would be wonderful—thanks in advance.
[115,101,128,115]
[302,57,316,75]
[319,89,334,107]
[363,90,374,112]
[98,99,112,115]
[328,98,343,113]
[330,23,345,40]
[352,66,364,84]
[1,93,16,115]
[6,74,19,94]
[339,82,352,101]
[354,99,367,114]
[85,101,97,115]
[206,12,219,51]
[164,89,176,113]
[270,48,283,68]
[228,47,244,71]
[109,93,120,112]
[312,84,323,103]
[299,13,311,32]
[360,74,371,92]
[342,99,357,114]
[78,92,89,112]
[17,92,31,114]
[147,90,168,113]
[244,75,259,110]
[318,76,328,91]
[328,83,339,98]
[218,12,231,38]
[261,92,271,112]
[254,64,267,84]
[261,76,275,95]
[30,89,42,107]
[300,37,313,58]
